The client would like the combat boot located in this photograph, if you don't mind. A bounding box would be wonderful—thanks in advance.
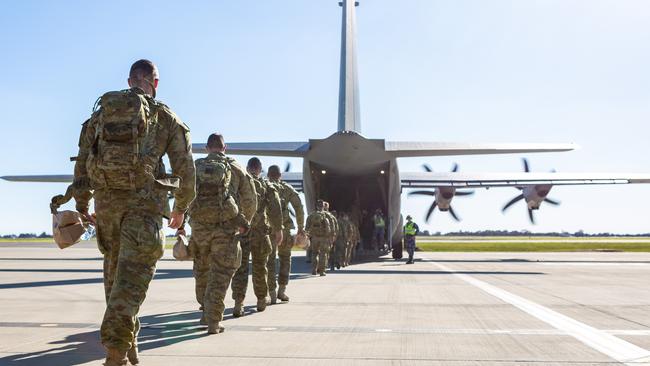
[127,344,139,365]
[319,272,327,277]
[277,285,290,302]
[199,312,208,326]
[269,289,278,305]
[207,322,225,334]
[233,301,244,318]
[104,348,127,366]
[311,270,317,275]
[257,297,270,312]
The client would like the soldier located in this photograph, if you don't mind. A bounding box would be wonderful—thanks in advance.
[372,209,386,252]
[305,200,332,276]
[188,133,257,334]
[322,202,338,271]
[331,211,348,270]
[266,165,305,303]
[230,158,283,317]
[71,59,196,366]
[341,212,355,267]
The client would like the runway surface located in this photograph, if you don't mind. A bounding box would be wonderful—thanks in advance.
[0,242,649,365]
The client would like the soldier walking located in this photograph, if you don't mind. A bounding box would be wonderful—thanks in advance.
[71,59,196,365]
[188,134,257,334]
[305,200,333,276]
[230,158,283,316]
[266,165,305,303]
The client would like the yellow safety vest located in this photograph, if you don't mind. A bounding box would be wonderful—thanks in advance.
[404,222,417,236]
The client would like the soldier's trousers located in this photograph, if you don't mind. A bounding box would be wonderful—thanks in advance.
[267,228,292,292]
[95,195,164,352]
[190,222,241,324]
[333,238,346,266]
[231,231,272,302]
[310,237,329,274]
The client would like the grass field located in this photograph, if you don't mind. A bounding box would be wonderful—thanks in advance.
[4,237,650,252]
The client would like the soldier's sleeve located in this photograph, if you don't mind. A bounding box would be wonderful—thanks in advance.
[234,164,257,222]
[266,184,284,231]
[305,214,313,233]
[286,184,305,230]
[72,116,96,212]
[165,112,196,213]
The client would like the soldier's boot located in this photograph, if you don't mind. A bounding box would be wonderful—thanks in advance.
[311,269,317,275]
[269,289,278,305]
[199,312,208,326]
[104,348,128,366]
[319,271,327,277]
[277,285,290,302]
[127,344,139,365]
[207,322,225,335]
[257,297,270,312]
[233,301,244,318]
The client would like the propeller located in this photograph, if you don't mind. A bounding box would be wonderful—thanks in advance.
[408,163,474,223]
[502,158,561,224]
[284,162,291,173]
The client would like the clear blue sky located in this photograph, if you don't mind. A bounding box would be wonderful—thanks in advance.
[1,0,649,235]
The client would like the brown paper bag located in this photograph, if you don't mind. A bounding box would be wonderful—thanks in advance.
[53,210,85,249]
[173,234,192,261]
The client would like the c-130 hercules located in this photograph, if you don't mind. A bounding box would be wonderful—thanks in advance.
[4,0,650,246]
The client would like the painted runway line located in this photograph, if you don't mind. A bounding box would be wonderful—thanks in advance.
[431,261,650,365]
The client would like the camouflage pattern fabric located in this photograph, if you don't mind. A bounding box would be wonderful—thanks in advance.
[72,87,196,352]
[99,205,165,352]
[306,210,333,274]
[277,227,293,286]
[231,231,272,302]
[190,222,241,323]
[309,237,329,274]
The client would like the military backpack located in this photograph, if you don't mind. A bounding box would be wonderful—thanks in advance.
[309,211,331,237]
[190,155,239,224]
[87,89,154,191]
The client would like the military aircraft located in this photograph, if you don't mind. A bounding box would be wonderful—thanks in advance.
[4,0,650,247]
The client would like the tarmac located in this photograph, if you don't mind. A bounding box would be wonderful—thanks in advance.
[0,241,649,365]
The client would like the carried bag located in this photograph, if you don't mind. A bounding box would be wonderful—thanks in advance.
[173,234,192,261]
[50,187,91,249]
[294,232,309,250]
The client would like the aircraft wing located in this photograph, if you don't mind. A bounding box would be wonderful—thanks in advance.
[400,172,650,189]
[386,142,577,158]
[1,175,73,183]
[2,172,306,192]
[192,142,310,157]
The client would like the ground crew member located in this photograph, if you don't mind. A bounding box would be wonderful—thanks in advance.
[71,59,196,365]
[403,215,420,264]
[230,158,283,317]
[305,200,332,276]
[266,165,305,303]
[188,133,257,334]
[373,209,386,252]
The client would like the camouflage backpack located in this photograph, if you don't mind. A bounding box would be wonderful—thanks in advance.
[309,211,331,237]
[190,155,239,223]
[87,89,153,190]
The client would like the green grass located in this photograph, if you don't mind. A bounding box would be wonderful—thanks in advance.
[0,238,55,243]
[416,241,650,252]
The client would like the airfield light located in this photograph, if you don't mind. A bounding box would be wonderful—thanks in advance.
[380,170,385,174]
[321,170,327,175]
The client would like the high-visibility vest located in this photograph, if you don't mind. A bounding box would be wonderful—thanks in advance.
[404,222,417,236]
[374,215,385,228]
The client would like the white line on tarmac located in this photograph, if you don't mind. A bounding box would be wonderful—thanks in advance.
[431,261,650,366]
[541,263,650,267]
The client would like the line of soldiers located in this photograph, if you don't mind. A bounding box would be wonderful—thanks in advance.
[63,59,360,366]
[305,201,360,275]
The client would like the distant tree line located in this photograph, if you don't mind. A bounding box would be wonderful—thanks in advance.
[420,230,650,237]
[2,232,52,239]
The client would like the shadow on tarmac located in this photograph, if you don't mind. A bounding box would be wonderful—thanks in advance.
[0,310,213,366]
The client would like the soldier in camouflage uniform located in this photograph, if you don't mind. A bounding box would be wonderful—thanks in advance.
[72,60,196,366]
[331,211,349,270]
[266,165,305,303]
[322,202,338,272]
[345,215,359,266]
[230,158,283,317]
[188,133,257,335]
[305,199,332,276]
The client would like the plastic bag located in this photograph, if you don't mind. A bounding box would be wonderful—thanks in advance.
[173,234,192,261]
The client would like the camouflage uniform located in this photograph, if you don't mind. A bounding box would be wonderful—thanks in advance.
[305,210,332,275]
[72,87,196,353]
[323,211,338,270]
[345,221,359,266]
[333,216,350,268]
[230,176,282,306]
[189,152,257,327]
[267,179,304,296]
